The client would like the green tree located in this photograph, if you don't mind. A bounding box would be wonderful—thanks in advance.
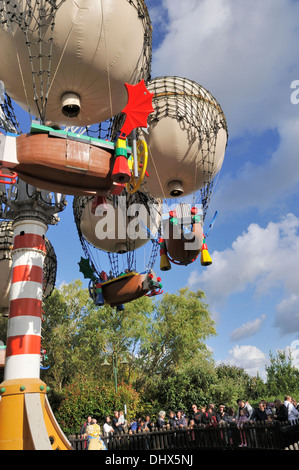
[91,295,155,387]
[42,281,156,408]
[1,280,218,423]
[134,288,216,412]
[0,315,7,344]
[209,364,259,409]
[136,288,215,374]
[42,280,99,393]
[265,349,299,398]
[144,358,216,416]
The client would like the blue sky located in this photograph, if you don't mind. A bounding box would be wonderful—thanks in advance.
[139,0,299,379]
[3,0,299,380]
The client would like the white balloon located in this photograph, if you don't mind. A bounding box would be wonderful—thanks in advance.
[75,193,162,253]
[142,76,228,199]
[0,0,152,126]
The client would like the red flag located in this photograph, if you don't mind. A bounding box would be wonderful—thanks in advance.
[119,79,154,139]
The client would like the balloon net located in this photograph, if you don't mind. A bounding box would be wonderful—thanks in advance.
[0,0,66,124]
[70,0,152,142]
[43,236,57,300]
[130,0,152,84]
[0,81,21,134]
[147,76,228,219]
[73,191,161,279]
[0,0,152,127]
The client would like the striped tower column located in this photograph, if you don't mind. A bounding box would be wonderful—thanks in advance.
[0,218,52,449]
[4,219,47,380]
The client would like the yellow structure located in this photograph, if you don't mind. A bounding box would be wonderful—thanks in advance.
[0,378,72,450]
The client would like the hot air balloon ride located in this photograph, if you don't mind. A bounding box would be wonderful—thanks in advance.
[0,0,161,451]
[69,70,161,309]
[0,0,153,196]
[73,188,163,309]
[0,0,152,126]
[118,75,228,270]
[0,0,229,451]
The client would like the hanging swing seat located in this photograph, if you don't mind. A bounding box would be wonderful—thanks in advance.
[101,270,160,307]
[164,215,204,266]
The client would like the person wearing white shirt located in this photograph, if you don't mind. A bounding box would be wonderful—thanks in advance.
[103,416,114,436]
[284,395,299,424]
[236,399,253,419]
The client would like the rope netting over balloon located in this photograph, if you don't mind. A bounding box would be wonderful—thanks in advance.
[0,3,229,290]
[0,0,152,127]
[0,0,66,124]
[0,82,21,134]
[143,76,228,220]
[73,190,162,280]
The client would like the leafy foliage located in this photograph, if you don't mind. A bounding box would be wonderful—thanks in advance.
[55,374,140,435]
[1,280,298,434]
[265,349,299,398]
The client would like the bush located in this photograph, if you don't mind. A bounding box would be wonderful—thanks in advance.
[54,374,140,435]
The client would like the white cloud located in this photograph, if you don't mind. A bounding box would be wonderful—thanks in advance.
[189,213,299,299]
[225,344,268,378]
[210,118,299,216]
[230,315,266,342]
[285,340,299,370]
[151,0,299,138]
[269,341,299,371]
[147,0,168,38]
[149,1,299,219]
[275,295,299,337]
[188,214,299,335]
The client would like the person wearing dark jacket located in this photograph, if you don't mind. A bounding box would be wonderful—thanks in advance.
[168,411,177,428]
[80,416,92,436]
[273,399,288,422]
[156,411,167,429]
[249,402,268,422]
[200,406,212,426]
[216,405,228,423]
[190,404,202,425]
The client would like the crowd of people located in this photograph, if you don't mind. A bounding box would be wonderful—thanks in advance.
[79,395,299,440]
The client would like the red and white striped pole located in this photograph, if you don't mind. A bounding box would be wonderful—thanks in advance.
[0,218,53,449]
[0,180,68,449]
[4,219,47,380]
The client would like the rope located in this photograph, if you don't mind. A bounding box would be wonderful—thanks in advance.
[154,91,225,116]
[0,1,66,124]
[0,91,22,134]
[100,0,113,119]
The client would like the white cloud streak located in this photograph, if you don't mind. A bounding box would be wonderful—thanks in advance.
[230,315,266,342]
[210,118,299,215]
[150,0,299,215]
[151,0,299,137]
[188,214,299,336]
[225,344,268,378]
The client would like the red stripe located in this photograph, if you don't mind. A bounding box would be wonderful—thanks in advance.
[12,265,43,284]
[9,298,42,318]
[13,233,46,252]
[6,335,41,357]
